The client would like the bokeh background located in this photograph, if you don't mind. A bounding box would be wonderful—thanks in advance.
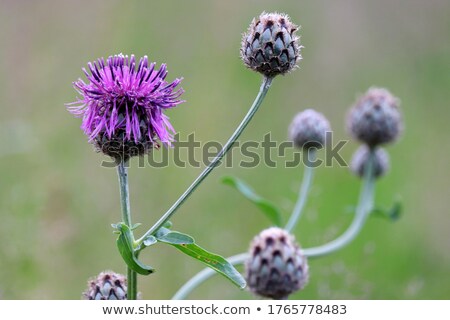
[0,0,449,299]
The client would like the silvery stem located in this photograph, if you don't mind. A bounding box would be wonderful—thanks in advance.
[117,161,137,300]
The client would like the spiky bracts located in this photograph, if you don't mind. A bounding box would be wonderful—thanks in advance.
[347,87,402,147]
[245,227,309,300]
[83,271,127,300]
[289,109,331,150]
[241,12,301,77]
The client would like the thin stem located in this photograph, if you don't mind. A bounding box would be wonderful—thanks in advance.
[138,76,274,244]
[172,253,248,300]
[127,267,137,300]
[285,149,316,232]
[117,162,132,227]
[117,161,137,300]
[303,149,376,258]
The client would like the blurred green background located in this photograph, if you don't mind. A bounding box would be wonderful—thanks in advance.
[0,0,449,299]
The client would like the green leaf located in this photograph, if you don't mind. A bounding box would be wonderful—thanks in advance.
[387,201,402,221]
[114,223,154,275]
[156,231,194,245]
[222,176,282,226]
[155,226,171,238]
[143,235,157,247]
[371,201,402,222]
[168,242,246,289]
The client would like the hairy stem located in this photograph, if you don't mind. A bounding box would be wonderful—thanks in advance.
[137,76,274,244]
[285,149,316,232]
[117,162,137,300]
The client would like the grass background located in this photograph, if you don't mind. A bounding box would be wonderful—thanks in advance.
[0,0,449,299]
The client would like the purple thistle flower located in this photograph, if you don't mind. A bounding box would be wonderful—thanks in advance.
[67,54,184,161]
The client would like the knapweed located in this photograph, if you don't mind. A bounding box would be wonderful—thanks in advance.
[67,54,184,162]
[289,109,331,150]
[83,271,127,300]
[241,12,301,77]
[245,227,309,300]
[351,145,390,179]
[347,87,402,147]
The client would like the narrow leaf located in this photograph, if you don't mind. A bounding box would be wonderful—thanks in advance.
[115,223,154,275]
[222,176,282,226]
[168,242,246,289]
[156,231,194,245]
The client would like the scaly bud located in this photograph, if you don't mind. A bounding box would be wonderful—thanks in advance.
[241,12,302,77]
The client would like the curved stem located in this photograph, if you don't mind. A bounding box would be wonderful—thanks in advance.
[172,253,248,300]
[117,162,137,300]
[137,76,274,244]
[303,149,375,258]
[285,149,316,232]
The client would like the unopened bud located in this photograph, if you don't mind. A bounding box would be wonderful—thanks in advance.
[347,87,402,147]
[245,227,309,299]
[241,12,302,77]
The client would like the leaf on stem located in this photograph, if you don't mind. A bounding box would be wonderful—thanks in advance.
[171,242,246,289]
[157,231,194,245]
[154,227,195,245]
[114,222,155,275]
[222,176,282,226]
[143,235,157,247]
[154,227,246,289]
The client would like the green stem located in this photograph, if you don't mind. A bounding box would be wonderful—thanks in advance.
[285,149,316,232]
[172,253,248,300]
[117,161,137,300]
[137,76,273,244]
[172,150,377,299]
[303,149,376,258]
[127,267,137,300]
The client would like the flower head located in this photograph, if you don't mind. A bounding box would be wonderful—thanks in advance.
[289,109,331,150]
[67,54,184,161]
[350,145,390,179]
[245,227,309,300]
[241,12,301,77]
[83,271,127,300]
[347,87,402,147]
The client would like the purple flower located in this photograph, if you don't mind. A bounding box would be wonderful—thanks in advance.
[67,54,184,160]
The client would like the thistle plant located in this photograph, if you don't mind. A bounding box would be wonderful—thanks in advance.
[68,12,302,300]
[68,11,403,300]
[173,89,403,299]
